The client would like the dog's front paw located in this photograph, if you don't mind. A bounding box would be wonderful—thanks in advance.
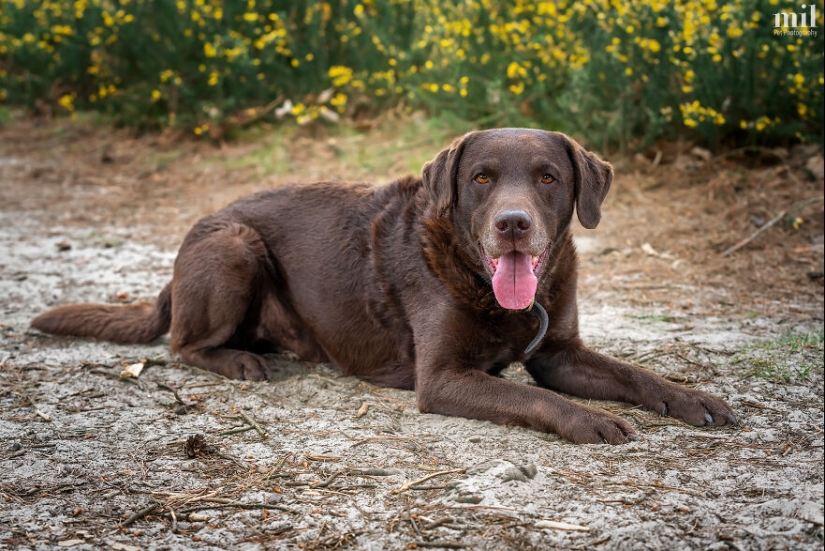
[654,387,736,427]
[559,409,638,445]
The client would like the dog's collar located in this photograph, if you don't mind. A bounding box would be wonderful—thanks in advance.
[523,300,548,354]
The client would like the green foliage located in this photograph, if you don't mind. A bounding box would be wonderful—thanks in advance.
[736,332,824,383]
[634,313,677,324]
[0,0,822,148]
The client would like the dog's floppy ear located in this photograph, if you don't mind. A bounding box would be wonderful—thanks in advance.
[421,133,471,217]
[565,137,613,229]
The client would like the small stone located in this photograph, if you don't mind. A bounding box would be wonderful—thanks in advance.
[264,520,293,534]
[805,154,824,180]
[518,464,538,480]
[690,146,712,162]
[466,460,498,475]
[500,466,528,483]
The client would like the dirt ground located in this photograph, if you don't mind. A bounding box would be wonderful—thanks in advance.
[0,114,823,551]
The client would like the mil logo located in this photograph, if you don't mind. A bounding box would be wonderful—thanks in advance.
[773,3,819,36]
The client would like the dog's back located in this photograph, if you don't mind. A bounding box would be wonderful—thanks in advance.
[30,178,425,387]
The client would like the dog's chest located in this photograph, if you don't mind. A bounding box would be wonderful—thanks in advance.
[464,310,541,366]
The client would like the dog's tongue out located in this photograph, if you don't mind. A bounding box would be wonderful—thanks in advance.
[491,252,537,310]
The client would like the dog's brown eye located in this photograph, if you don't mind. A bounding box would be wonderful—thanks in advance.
[474,173,490,184]
[541,174,555,184]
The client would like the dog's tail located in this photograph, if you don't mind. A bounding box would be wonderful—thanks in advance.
[31,283,173,344]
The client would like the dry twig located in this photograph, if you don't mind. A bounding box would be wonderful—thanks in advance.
[239,411,267,439]
[122,502,160,527]
[721,196,824,256]
[391,469,464,495]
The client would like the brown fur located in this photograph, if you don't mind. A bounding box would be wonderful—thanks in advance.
[32,129,735,444]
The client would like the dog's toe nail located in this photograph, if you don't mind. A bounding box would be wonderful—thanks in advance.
[627,433,639,442]
[704,413,713,425]
[727,413,738,426]
[661,405,669,417]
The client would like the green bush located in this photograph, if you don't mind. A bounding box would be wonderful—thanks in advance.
[0,0,822,148]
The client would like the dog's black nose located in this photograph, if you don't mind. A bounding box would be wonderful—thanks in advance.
[494,210,532,238]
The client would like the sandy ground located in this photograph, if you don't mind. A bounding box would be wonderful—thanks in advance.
[0,116,823,550]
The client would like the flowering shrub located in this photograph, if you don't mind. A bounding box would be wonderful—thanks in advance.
[0,0,822,147]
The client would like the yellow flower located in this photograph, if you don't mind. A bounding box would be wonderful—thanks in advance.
[726,27,743,38]
[684,119,697,128]
[151,89,161,101]
[243,13,258,22]
[328,66,352,87]
[507,62,527,79]
[204,42,216,58]
[58,94,74,111]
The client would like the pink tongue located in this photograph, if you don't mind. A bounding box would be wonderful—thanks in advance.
[491,252,537,310]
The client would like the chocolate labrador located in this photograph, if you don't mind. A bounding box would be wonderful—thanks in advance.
[32,128,736,444]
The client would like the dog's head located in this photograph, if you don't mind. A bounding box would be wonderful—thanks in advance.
[422,128,612,310]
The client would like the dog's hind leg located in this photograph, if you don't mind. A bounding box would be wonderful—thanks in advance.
[169,222,270,380]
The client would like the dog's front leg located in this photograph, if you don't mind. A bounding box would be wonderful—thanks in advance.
[525,344,736,427]
[414,360,637,444]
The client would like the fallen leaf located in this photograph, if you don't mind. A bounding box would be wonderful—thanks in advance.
[641,243,675,259]
[57,540,84,547]
[120,361,145,379]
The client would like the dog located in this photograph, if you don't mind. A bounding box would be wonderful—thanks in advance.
[32,128,736,444]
